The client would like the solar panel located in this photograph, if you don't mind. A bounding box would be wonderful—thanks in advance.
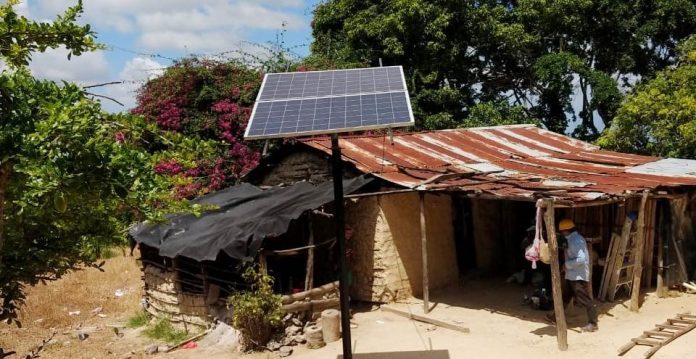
[244,66,414,140]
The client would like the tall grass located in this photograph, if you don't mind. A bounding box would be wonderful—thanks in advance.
[143,318,189,343]
[127,312,150,328]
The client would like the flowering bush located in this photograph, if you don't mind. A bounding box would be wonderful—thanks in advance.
[133,58,263,198]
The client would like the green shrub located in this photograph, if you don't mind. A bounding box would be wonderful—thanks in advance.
[143,317,188,343]
[127,311,151,328]
[228,265,283,350]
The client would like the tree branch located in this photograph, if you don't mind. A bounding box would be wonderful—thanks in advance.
[85,92,124,107]
[83,81,122,89]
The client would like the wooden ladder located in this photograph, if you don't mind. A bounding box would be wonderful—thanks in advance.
[599,215,637,301]
[618,313,696,358]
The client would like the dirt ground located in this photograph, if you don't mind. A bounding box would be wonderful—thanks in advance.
[2,254,695,359]
[295,281,696,359]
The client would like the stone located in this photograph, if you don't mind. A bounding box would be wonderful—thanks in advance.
[294,334,306,344]
[281,336,294,346]
[291,318,303,327]
[278,346,293,357]
[144,344,158,355]
[267,340,282,351]
[158,345,170,352]
[285,325,302,336]
[77,332,89,341]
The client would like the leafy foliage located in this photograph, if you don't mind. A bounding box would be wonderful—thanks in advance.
[0,0,101,67]
[598,36,696,158]
[310,0,696,136]
[228,265,283,350]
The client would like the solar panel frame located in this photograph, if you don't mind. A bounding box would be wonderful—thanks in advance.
[244,66,414,140]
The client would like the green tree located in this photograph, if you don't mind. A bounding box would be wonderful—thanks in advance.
[597,36,696,158]
[310,0,696,136]
[0,1,175,324]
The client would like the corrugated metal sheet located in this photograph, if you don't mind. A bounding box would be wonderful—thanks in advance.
[302,125,696,202]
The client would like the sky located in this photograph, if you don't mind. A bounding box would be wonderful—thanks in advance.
[15,0,320,112]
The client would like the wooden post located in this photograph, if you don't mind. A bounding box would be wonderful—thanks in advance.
[419,192,430,314]
[305,216,315,291]
[656,200,666,298]
[259,253,268,275]
[630,191,650,312]
[542,199,568,351]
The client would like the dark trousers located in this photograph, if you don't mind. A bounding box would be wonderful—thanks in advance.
[563,280,599,325]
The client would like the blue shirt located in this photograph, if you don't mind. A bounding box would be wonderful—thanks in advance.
[564,231,590,281]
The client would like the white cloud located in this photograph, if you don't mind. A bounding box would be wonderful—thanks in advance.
[30,0,308,51]
[139,31,243,52]
[95,56,165,111]
[29,47,110,84]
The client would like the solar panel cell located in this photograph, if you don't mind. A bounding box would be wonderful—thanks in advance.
[245,66,414,139]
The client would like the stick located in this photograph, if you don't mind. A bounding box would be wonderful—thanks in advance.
[380,305,470,334]
[165,330,210,353]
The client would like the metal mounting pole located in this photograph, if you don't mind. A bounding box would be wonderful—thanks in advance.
[331,134,352,359]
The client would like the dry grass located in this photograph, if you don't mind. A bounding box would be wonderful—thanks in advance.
[0,250,143,357]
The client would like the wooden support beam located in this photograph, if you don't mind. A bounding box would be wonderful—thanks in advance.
[541,199,568,351]
[305,216,315,292]
[419,192,430,314]
[631,191,650,312]
[657,201,667,298]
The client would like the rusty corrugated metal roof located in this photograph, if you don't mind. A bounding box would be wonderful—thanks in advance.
[302,125,696,202]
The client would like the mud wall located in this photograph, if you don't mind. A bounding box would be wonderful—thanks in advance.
[142,264,214,329]
[346,192,458,302]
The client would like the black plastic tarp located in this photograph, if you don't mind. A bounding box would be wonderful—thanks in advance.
[129,177,370,261]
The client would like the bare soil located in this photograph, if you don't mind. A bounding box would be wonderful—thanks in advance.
[3,254,694,359]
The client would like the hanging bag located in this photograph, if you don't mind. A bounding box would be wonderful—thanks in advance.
[525,206,550,268]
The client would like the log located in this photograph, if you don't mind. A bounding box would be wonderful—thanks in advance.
[281,281,339,305]
[630,191,650,312]
[542,199,568,351]
[282,298,339,313]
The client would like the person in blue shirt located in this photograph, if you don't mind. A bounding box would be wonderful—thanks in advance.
[547,218,599,332]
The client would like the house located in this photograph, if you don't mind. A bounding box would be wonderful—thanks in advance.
[247,124,696,346]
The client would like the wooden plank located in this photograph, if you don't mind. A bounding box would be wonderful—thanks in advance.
[380,305,470,334]
[542,199,568,351]
[630,191,650,312]
[668,318,695,325]
[644,331,674,338]
[632,338,662,346]
[419,192,430,314]
[655,324,684,331]
[678,313,696,320]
